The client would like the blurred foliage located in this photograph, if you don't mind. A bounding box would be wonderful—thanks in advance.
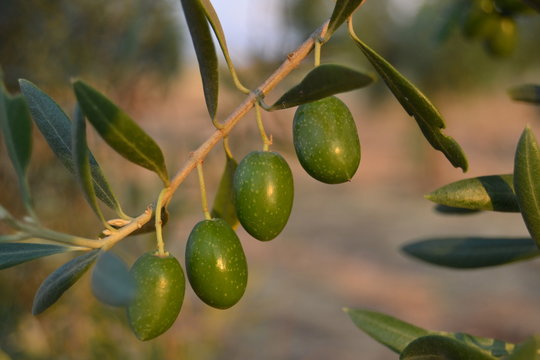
[0,0,183,94]
[283,0,540,93]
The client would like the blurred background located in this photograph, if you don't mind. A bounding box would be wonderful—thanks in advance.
[1,0,540,359]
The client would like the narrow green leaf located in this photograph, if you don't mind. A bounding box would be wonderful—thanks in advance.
[326,0,366,38]
[72,105,107,224]
[434,204,481,215]
[211,151,239,229]
[0,233,32,242]
[344,308,430,354]
[197,0,248,93]
[73,80,169,185]
[445,332,513,358]
[426,174,519,212]
[514,127,540,248]
[402,237,539,269]
[180,0,219,120]
[0,92,33,215]
[345,308,514,357]
[270,64,375,110]
[18,79,122,211]
[32,249,100,315]
[400,335,497,360]
[0,242,73,270]
[91,252,136,307]
[506,336,540,360]
[508,84,540,105]
[351,37,468,172]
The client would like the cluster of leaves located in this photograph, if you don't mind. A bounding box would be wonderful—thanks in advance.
[345,82,540,358]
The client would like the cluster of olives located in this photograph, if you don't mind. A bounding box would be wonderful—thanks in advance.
[125,95,360,340]
[461,0,520,57]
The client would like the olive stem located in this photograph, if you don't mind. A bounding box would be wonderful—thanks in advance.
[223,137,234,160]
[154,188,168,256]
[197,162,212,220]
[314,39,322,67]
[255,102,272,151]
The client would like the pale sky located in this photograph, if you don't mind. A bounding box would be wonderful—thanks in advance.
[180,0,425,65]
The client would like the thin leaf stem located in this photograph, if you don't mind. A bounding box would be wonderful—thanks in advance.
[223,137,234,159]
[314,39,322,67]
[255,102,272,151]
[197,162,212,220]
[154,188,168,256]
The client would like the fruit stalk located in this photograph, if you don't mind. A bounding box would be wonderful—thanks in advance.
[196,162,212,221]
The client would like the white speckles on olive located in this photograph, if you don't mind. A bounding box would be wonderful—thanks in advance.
[127,252,185,341]
[233,151,294,241]
[185,218,248,309]
[293,96,361,184]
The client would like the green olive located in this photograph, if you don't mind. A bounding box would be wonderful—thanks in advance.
[484,17,517,57]
[293,96,360,184]
[233,151,294,241]
[186,218,248,309]
[127,251,185,341]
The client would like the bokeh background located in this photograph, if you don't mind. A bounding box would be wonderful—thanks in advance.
[1,0,540,359]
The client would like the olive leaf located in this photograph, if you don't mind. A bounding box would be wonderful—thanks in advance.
[73,80,169,186]
[0,89,34,216]
[514,127,540,248]
[402,237,539,269]
[426,174,519,212]
[345,309,514,357]
[211,149,239,229]
[508,84,540,105]
[326,0,366,38]
[180,0,219,120]
[400,335,497,360]
[434,204,480,215]
[91,251,136,307]
[32,249,100,315]
[197,0,248,93]
[344,308,430,354]
[505,336,540,360]
[350,37,468,172]
[269,64,375,110]
[72,105,108,225]
[0,242,74,270]
[18,79,124,214]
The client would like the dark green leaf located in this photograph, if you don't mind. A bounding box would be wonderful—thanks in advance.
[508,84,540,105]
[91,252,136,307]
[73,80,169,185]
[198,0,247,93]
[19,79,122,211]
[326,0,366,38]
[444,332,513,358]
[506,336,540,360]
[0,91,33,213]
[434,204,481,215]
[270,64,375,110]
[514,127,540,248]
[522,0,540,12]
[351,38,468,172]
[344,308,430,354]
[72,105,107,223]
[0,242,72,270]
[211,150,239,229]
[402,237,539,269]
[426,175,519,212]
[400,335,497,360]
[180,0,219,120]
[32,249,100,315]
